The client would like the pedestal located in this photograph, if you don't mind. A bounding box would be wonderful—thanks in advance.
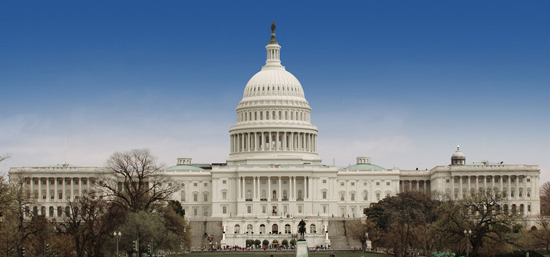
[296,240,308,257]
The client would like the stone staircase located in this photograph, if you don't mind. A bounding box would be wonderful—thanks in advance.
[327,218,362,250]
[189,219,223,251]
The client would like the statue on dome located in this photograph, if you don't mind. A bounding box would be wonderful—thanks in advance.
[271,21,276,33]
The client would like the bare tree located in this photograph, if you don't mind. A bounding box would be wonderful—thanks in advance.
[58,191,125,257]
[101,149,179,212]
[541,182,550,215]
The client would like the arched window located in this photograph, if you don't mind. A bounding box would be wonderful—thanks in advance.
[203,192,209,202]
[285,224,291,234]
[41,206,46,216]
[272,190,277,200]
[520,204,525,214]
[528,188,531,197]
[57,206,62,217]
[65,206,70,216]
[340,192,345,201]
[310,224,317,234]
[193,192,198,202]
[49,206,54,217]
[247,224,253,233]
[363,191,368,201]
[261,190,266,199]
[260,224,266,234]
[350,192,355,201]
[234,224,240,234]
[512,204,517,214]
[272,224,279,234]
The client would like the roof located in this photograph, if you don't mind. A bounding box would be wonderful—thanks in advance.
[344,163,385,171]
[165,165,204,171]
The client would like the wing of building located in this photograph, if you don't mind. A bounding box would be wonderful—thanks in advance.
[8,24,541,250]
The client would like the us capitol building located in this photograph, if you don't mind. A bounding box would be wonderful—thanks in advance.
[9,24,541,249]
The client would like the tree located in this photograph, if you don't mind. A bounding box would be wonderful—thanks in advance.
[364,191,439,256]
[101,149,179,212]
[540,182,550,216]
[0,173,41,256]
[348,218,382,251]
[118,211,182,254]
[431,189,518,255]
[58,191,125,257]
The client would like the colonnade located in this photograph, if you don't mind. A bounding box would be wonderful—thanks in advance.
[25,176,95,218]
[399,180,431,193]
[449,174,537,200]
[230,131,317,153]
[236,176,312,202]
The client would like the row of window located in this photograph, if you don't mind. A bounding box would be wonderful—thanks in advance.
[238,109,309,122]
[233,223,318,234]
[339,181,390,186]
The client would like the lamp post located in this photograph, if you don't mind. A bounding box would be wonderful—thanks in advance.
[113,231,121,257]
[464,229,472,257]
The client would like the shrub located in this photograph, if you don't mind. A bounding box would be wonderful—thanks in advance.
[282,239,289,246]
[262,240,269,246]
[290,239,296,246]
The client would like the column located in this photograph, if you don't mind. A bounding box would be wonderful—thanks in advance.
[253,176,256,200]
[290,132,294,151]
[46,177,50,201]
[308,176,312,200]
[483,176,487,191]
[268,177,271,201]
[276,132,280,151]
[475,176,479,192]
[54,177,58,201]
[507,176,511,198]
[467,176,471,195]
[459,176,463,198]
[515,176,519,198]
[500,176,503,194]
[248,133,251,152]
[491,175,495,191]
[79,178,82,197]
[293,176,297,200]
[231,135,234,153]
[62,177,66,200]
[261,133,265,151]
[71,178,74,200]
[283,132,287,151]
[278,177,282,201]
[241,133,244,152]
[254,133,258,151]
[268,132,272,151]
[450,176,454,198]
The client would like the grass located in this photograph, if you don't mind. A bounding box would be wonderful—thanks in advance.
[168,252,387,257]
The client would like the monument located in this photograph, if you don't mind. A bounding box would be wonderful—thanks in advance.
[296,219,308,257]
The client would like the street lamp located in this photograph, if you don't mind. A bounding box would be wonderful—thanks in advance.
[464,229,472,257]
[113,231,121,257]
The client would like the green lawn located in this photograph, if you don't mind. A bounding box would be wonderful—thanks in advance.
[168,252,388,257]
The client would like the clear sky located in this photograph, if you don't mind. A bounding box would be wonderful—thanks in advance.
[1,1,549,182]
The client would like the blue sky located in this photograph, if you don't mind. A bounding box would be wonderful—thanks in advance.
[1,1,549,182]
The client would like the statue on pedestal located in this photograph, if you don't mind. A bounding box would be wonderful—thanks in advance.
[298,219,306,241]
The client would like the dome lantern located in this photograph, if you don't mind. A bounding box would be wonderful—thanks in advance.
[451,145,466,166]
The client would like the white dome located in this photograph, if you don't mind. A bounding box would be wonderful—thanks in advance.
[242,68,305,99]
[452,151,465,159]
